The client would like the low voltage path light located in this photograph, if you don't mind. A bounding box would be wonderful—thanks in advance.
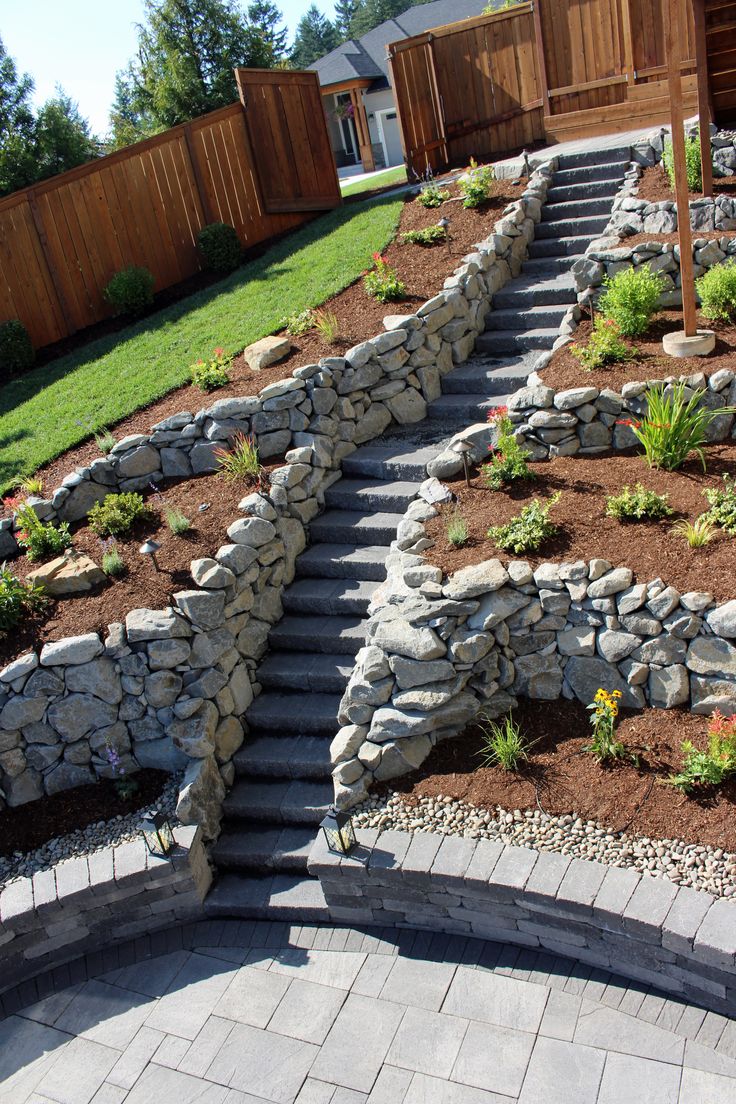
[437,215,451,254]
[139,811,175,858]
[451,437,473,487]
[139,538,162,571]
[321,805,358,856]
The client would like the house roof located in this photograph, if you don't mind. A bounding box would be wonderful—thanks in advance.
[310,0,489,91]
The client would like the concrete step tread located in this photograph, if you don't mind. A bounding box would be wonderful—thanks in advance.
[475,328,560,352]
[542,197,611,219]
[283,577,376,615]
[547,179,624,202]
[342,443,439,480]
[535,215,611,239]
[204,873,328,920]
[310,510,404,546]
[258,651,353,692]
[234,733,332,778]
[211,825,316,871]
[528,236,598,257]
[247,690,342,732]
[224,777,333,822]
[428,392,514,421]
[443,360,530,395]
[295,544,389,581]
[559,146,630,167]
[485,304,568,328]
[269,613,367,655]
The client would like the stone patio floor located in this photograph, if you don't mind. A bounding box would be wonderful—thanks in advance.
[3,921,736,1104]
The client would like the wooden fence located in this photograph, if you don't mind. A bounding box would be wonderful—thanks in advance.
[389,0,699,176]
[0,70,340,351]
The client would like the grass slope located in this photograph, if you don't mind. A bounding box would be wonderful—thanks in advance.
[340,166,407,197]
[0,194,402,492]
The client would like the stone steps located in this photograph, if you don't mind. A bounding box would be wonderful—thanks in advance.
[547,176,627,203]
[258,652,353,692]
[234,733,332,779]
[342,443,440,481]
[485,304,569,331]
[224,777,333,823]
[428,390,515,427]
[269,613,368,655]
[493,272,577,309]
[205,872,328,920]
[246,690,343,735]
[474,327,560,353]
[310,509,405,546]
[528,234,601,258]
[540,196,612,221]
[211,824,316,872]
[282,577,377,616]
[295,543,390,581]
[441,358,531,396]
[521,255,585,276]
[558,144,631,167]
[324,477,419,513]
[535,215,611,240]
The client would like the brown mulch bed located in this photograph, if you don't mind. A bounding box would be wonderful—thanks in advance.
[31,178,526,496]
[3,466,277,667]
[540,310,736,391]
[636,163,736,205]
[0,769,169,858]
[425,445,736,600]
[386,698,736,853]
[620,230,736,247]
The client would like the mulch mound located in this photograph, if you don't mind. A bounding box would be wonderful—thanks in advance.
[540,311,736,391]
[425,444,736,600]
[635,164,736,204]
[386,698,736,852]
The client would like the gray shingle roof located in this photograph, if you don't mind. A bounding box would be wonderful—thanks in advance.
[310,0,489,90]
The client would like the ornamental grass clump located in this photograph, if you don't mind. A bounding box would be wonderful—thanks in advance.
[0,567,45,636]
[215,432,262,482]
[605,483,672,522]
[313,308,341,344]
[478,713,531,772]
[481,405,535,490]
[364,252,406,303]
[164,507,191,535]
[585,688,627,763]
[599,266,665,337]
[623,383,736,472]
[669,711,736,793]
[671,515,716,548]
[696,259,736,321]
[190,347,231,392]
[570,317,632,371]
[446,510,469,547]
[88,492,152,537]
[100,538,126,577]
[4,497,72,562]
[487,492,560,554]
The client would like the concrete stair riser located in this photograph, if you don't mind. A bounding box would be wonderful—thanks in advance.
[556,145,631,167]
[540,197,612,221]
[485,304,569,331]
[342,444,440,481]
[246,690,343,735]
[528,235,599,258]
[547,177,627,202]
[295,544,389,582]
[310,510,404,546]
[234,735,332,779]
[442,359,531,396]
[535,215,611,239]
[493,275,577,309]
[324,478,420,513]
[258,652,353,693]
[474,327,560,353]
[269,614,367,655]
[282,578,376,617]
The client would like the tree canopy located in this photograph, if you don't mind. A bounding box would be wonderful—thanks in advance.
[290,4,339,68]
[248,0,289,60]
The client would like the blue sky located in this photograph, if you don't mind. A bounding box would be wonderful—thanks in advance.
[1,0,318,138]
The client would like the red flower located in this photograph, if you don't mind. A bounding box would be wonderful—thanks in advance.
[372,251,382,262]
[616,418,640,428]
[486,405,508,423]
[214,347,224,357]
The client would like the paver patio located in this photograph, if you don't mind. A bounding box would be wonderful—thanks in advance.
[2,922,736,1103]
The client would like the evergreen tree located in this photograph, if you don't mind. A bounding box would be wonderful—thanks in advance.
[109,0,272,146]
[290,5,339,68]
[248,0,288,60]
[349,0,412,36]
[34,90,101,180]
[334,0,361,41]
[0,36,37,195]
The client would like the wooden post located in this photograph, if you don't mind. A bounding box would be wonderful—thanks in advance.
[693,0,713,197]
[183,123,216,226]
[349,89,375,174]
[532,0,550,121]
[664,0,697,338]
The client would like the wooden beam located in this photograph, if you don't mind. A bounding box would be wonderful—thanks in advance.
[548,74,628,98]
[665,0,697,337]
[531,0,550,117]
[693,0,714,197]
[318,78,373,95]
[620,0,635,84]
[349,88,375,173]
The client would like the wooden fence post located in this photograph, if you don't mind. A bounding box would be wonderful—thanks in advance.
[693,0,713,198]
[183,123,217,227]
[26,188,76,336]
[532,0,550,120]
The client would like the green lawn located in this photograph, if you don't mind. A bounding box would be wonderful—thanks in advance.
[340,166,407,197]
[0,193,403,492]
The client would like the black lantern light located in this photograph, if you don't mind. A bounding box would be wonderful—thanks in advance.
[139,811,175,858]
[321,805,358,856]
[451,437,473,488]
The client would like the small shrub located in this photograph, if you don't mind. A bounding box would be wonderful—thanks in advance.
[165,507,191,535]
[487,492,560,554]
[704,473,736,534]
[190,347,231,391]
[669,710,736,793]
[19,475,43,496]
[415,168,450,208]
[478,713,531,771]
[598,266,665,337]
[197,222,241,273]
[7,499,72,562]
[313,308,340,344]
[215,432,261,482]
[104,265,155,316]
[671,515,715,547]
[401,225,447,246]
[88,492,152,537]
[446,510,468,546]
[663,129,702,193]
[481,405,535,490]
[94,428,116,454]
[624,383,736,472]
[0,567,45,636]
[696,260,736,321]
[605,483,673,522]
[458,157,495,208]
[281,309,315,336]
[570,317,633,371]
[585,688,627,763]
[100,538,126,577]
[364,252,406,303]
[0,319,34,379]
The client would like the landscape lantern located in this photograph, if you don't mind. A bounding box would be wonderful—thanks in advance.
[139,811,175,857]
[321,805,358,856]
[451,437,473,487]
[139,538,162,571]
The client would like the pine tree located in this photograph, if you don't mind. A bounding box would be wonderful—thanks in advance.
[290,5,339,68]
[248,0,288,61]
[334,0,361,41]
[0,36,37,195]
[34,90,101,180]
[349,0,413,36]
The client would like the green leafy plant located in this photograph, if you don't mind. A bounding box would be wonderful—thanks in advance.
[478,712,531,771]
[103,736,138,800]
[165,507,191,535]
[94,427,116,454]
[215,432,262,482]
[622,383,736,472]
[196,222,241,273]
[487,492,560,554]
[103,265,155,316]
[401,224,447,246]
[446,510,469,546]
[364,252,406,303]
[18,475,43,496]
[5,497,72,562]
[598,266,665,337]
[585,688,627,763]
[100,538,126,577]
[696,259,736,321]
[671,515,715,548]
[669,710,736,793]
[415,169,450,208]
[190,347,231,391]
[0,319,34,380]
[663,128,702,193]
[704,473,736,534]
[481,405,535,490]
[570,317,633,371]
[281,309,315,336]
[605,483,673,522]
[0,567,46,636]
[313,308,340,344]
[88,492,152,537]
[458,157,495,208]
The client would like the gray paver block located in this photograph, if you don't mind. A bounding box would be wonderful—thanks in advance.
[538,989,582,1041]
[296,1078,338,1103]
[106,1024,165,1090]
[380,956,457,1011]
[387,1005,468,1078]
[366,1065,414,1102]
[351,954,396,998]
[403,1072,511,1102]
[267,977,347,1044]
[54,978,153,1049]
[310,992,405,1092]
[592,865,641,921]
[442,964,548,1033]
[213,964,290,1027]
[518,1035,606,1104]
[523,851,571,901]
[430,837,478,888]
[693,898,736,969]
[622,875,678,942]
[556,857,607,913]
[451,1019,535,1099]
[269,948,367,990]
[487,844,537,898]
[596,1052,680,1104]
[679,1066,736,1104]
[462,839,504,890]
[369,831,412,875]
[662,887,714,956]
[35,1035,120,1104]
[176,1014,235,1078]
[402,833,443,885]
[574,1001,685,1065]
[205,1020,318,1099]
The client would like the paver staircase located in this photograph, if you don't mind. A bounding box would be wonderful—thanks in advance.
[205,144,630,920]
